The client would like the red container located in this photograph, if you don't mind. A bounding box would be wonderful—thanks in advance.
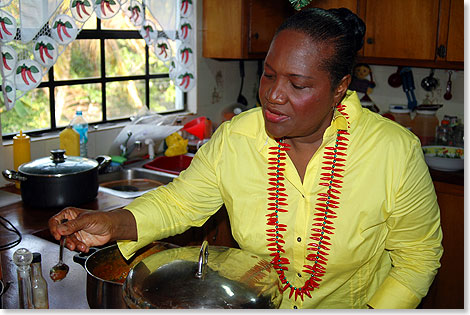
[143,155,193,175]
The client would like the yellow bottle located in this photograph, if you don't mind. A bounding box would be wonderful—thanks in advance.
[60,126,80,156]
[13,130,31,189]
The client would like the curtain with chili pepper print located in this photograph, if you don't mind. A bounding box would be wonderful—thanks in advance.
[0,0,196,114]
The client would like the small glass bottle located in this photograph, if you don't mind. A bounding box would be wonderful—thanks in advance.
[12,248,34,309]
[30,253,49,309]
[436,119,453,146]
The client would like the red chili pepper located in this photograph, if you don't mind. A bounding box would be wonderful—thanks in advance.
[57,24,64,42]
[26,68,37,83]
[44,46,53,60]
[1,20,12,36]
[145,27,150,39]
[39,45,45,63]
[133,7,139,22]
[106,1,114,14]
[100,0,106,16]
[76,1,83,19]
[179,76,186,87]
[62,24,71,38]
[2,55,11,70]
[184,75,190,89]
[81,2,89,16]
[0,30,3,39]
[21,67,29,85]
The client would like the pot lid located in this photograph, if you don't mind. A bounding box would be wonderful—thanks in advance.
[19,149,98,176]
[123,241,282,309]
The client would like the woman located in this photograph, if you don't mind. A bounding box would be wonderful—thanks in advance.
[49,8,442,309]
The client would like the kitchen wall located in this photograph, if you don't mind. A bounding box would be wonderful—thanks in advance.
[0,1,464,187]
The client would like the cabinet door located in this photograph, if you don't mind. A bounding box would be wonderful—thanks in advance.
[248,0,292,54]
[203,0,244,59]
[438,0,464,62]
[362,0,440,60]
[304,0,358,12]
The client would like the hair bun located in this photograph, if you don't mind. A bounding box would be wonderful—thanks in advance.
[329,8,366,52]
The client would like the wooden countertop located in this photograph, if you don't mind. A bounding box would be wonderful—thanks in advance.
[0,186,133,309]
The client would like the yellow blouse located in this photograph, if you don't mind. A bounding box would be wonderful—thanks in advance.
[118,91,442,309]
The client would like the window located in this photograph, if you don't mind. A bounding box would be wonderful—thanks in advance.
[1,12,184,138]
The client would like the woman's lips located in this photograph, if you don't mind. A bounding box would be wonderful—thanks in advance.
[264,108,289,123]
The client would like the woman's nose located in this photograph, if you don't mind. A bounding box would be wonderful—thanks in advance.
[265,79,287,104]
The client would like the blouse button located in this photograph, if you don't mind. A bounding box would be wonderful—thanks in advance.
[297,237,301,242]
[293,306,298,309]
[297,273,302,277]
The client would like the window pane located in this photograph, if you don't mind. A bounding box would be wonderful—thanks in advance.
[107,80,145,119]
[55,83,102,127]
[105,39,146,76]
[82,16,97,30]
[149,78,182,112]
[1,88,50,135]
[55,40,100,80]
[149,49,170,75]
[101,11,134,30]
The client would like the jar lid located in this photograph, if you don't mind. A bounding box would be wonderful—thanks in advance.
[389,105,410,114]
[19,149,98,176]
[32,252,42,263]
[416,110,437,115]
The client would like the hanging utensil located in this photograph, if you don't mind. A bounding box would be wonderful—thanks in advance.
[388,66,403,88]
[400,67,417,110]
[444,70,453,100]
[421,68,439,92]
[237,60,248,106]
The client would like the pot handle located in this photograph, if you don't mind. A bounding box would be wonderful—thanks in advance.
[95,155,112,173]
[195,240,209,279]
[2,169,27,182]
[72,247,99,268]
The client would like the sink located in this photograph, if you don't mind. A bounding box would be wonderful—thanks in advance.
[98,167,177,198]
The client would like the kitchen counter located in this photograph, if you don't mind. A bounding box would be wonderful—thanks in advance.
[0,186,134,309]
[0,165,462,309]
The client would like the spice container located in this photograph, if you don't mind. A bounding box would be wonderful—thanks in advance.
[13,131,31,189]
[412,109,439,146]
[30,253,49,309]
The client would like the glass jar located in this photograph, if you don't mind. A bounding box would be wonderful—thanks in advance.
[389,105,413,130]
[412,109,439,146]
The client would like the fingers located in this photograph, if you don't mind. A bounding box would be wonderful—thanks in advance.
[48,207,85,240]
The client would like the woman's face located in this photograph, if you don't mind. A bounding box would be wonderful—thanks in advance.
[259,29,348,142]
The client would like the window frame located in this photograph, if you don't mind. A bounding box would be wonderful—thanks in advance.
[2,18,186,139]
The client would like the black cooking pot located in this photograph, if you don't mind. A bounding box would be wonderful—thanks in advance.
[2,149,111,208]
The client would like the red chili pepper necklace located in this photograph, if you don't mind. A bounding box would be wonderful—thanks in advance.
[266,104,350,301]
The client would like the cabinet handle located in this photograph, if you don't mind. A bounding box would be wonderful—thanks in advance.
[366,37,374,44]
[253,32,259,40]
[437,45,447,58]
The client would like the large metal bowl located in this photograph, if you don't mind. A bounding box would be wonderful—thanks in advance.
[123,241,282,309]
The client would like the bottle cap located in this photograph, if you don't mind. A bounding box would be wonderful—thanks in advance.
[32,252,42,263]
[76,110,82,115]
[13,130,30,140]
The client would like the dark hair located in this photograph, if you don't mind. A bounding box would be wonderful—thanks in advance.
[274,7,366,89]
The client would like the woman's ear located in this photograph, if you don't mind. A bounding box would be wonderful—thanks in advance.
[334,74,351,104]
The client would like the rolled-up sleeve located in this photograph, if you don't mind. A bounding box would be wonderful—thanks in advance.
[117,126,227,259]
[368,139,443,309]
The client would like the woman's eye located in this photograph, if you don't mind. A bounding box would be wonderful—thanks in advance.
[292,83,306,89]
[263,73,274,79]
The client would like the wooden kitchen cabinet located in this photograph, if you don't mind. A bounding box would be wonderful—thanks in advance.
[420,181,464,309]
[358,0,463,69]
[203,0,293,59]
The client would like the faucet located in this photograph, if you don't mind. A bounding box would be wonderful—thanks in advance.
[120,131,142,158]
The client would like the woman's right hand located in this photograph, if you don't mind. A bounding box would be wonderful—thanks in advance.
[48,207,124,253]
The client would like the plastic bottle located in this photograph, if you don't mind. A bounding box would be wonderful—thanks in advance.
[13,248,34,309]
[13,130,31,189]
[412,109,439,146]
[60,126,80,156]
[71,110,88,157]
[30,253,49,309]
